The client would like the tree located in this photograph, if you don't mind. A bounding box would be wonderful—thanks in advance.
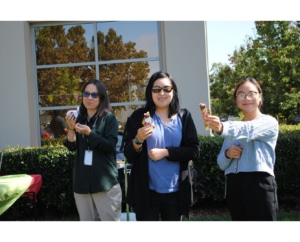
[209,63,238,118]
[35,25,86,107]
[209,21,300,123]
[91,28,150,113]
[36,25,150,114]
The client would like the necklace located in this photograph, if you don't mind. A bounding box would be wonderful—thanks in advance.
[83,115,99,139]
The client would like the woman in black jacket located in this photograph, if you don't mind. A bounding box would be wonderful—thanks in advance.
[123,71,200,221]
[64,79,121,221]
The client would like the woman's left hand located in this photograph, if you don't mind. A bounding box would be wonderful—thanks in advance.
[75,123,91,136]
[148,148,168,161]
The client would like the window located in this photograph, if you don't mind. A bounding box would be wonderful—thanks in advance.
[33,21,161,140]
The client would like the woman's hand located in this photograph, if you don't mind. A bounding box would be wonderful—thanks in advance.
[135,124,154,143]
[226,145,243,159]
[148,148,168,161]
[65,113,76,130]
[203,115,223,134]
[132,125,155,150]
[75,123,91,136]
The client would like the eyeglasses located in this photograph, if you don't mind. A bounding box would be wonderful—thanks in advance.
[151,86,173,93]
[83,91,99,99]
[236,91,259,100]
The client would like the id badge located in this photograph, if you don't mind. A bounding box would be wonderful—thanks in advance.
[84,150,93,166]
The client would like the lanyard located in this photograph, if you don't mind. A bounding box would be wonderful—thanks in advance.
[84,116,99,148]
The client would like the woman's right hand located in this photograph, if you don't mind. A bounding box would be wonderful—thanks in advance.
[204,115,223,134]
[136,125,154,143]
[65,113,76,130]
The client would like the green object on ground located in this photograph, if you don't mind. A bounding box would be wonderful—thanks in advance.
[0,174,32,215]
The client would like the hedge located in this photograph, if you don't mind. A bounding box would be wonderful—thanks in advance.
[0,124,299,219]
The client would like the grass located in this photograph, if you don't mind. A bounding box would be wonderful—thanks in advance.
[187,210,300,221]
[37,203,300,221]
[5,210,300,221]
[2,198,300,221]
[187,200,300,221]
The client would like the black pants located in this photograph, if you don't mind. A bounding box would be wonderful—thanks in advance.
[137,189,181,221]
[226,172,278,221]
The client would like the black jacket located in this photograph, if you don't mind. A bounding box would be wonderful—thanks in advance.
[64,112,119,194]
[123,108,200,218]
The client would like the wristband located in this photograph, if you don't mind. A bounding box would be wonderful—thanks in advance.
[133,136,143,145]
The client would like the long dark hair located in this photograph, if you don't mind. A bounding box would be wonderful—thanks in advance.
[144,71,180,118]
[79,79,111,117]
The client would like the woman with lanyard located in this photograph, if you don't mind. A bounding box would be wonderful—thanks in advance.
[64,79,122,221]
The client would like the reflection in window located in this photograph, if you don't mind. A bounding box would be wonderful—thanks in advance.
[40,109,68,139]
[40,108,78,141]
[96,21,159,60]
[33,21,160,140]
[37,66,95,107]
[35,23,94,65]
[111,105,144,133]
[99,62,149,103]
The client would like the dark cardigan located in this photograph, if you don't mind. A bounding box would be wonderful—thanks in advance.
[123,108,200,219]
[64,112,119,194]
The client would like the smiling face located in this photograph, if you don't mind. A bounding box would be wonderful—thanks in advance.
[151,77,174,111]
[235,81,262,119]
[83,84,100,113]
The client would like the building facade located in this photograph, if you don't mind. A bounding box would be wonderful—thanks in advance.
[0,21,210,149]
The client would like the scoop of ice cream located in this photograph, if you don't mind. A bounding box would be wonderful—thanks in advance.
[199,103,206,111]
[142,111,154,126]
[66,110,78,118]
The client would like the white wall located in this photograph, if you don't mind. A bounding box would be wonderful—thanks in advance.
[0,21,38,150]
[0,21,210,150]
[163,21,211,134]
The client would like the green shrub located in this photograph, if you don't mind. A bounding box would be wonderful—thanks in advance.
[274,124,300,198]
[193,124,300,203]
[0,146,77,219]
[195,135,225,202]
[0,124,299,219]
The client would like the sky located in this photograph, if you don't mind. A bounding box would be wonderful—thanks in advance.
[206,21,257,70]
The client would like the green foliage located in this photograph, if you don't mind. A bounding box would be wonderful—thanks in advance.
[0,146,76,220]
[273,124,300,198]
[41,137,65,146]
[195,135,225,201]
[209,21,300,124]
[36,24,150,110]
[36,23,152,127]
[1,124,300,219]
[193,124,300,204]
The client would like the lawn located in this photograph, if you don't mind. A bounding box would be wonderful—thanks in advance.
[2,198,299,221]
[187,200,300,221]
[36,201,300,221]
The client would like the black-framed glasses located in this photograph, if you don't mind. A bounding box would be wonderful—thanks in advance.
[83,91,99,99]
[151,86,173,93]
[236,91,259,100]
